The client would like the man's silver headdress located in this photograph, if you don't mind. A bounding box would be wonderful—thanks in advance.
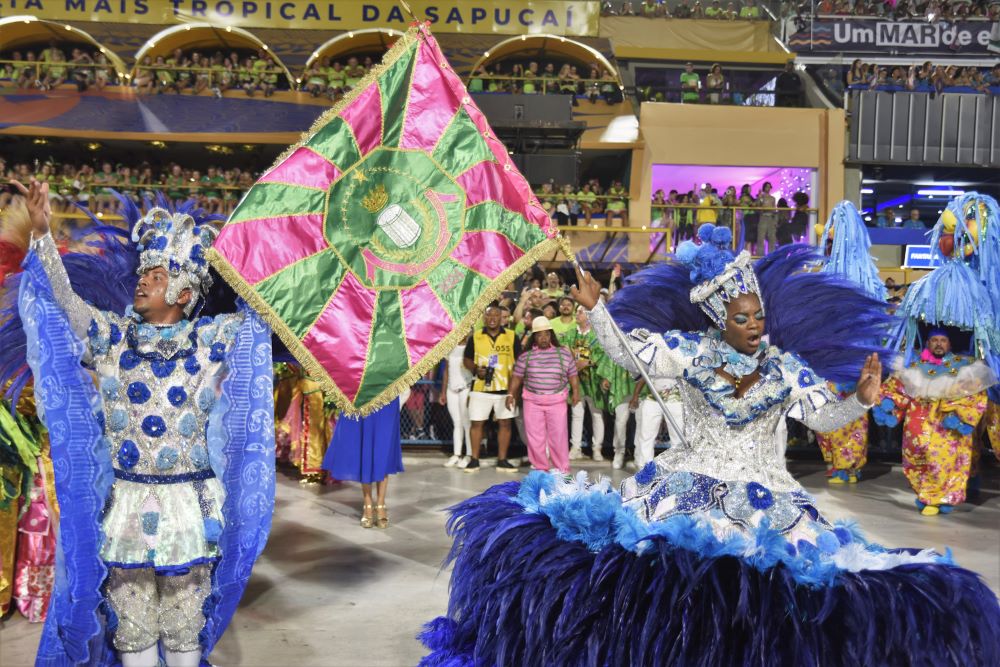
[132,208,218,316]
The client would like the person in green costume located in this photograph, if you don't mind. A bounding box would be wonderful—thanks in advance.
[563,306,607,461]
[595,336,638,470]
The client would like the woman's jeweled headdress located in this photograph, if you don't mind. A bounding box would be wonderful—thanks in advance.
[132,207,219,315]
[678,224,761,330]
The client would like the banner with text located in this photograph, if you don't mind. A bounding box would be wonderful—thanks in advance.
[787,19,996,55]
[0,0,599,36]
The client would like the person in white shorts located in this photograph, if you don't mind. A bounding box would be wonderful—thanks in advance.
[463,304,522,473]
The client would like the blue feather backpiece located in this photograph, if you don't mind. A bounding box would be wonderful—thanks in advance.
[607,243,895,383]
[821,200,888,302]
[606,260,707,334]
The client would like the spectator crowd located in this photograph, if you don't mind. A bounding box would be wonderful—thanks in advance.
[651,181,813,253]
[404,265,660,473]
[527,176,813,256]
[0,158,256,218]
[1,42,117,92]
[664,60,803,106]
[468,59,622,104]
[534,178,631,226]
[602,0,767,19]
[132,48,287,97]
[844,60,1000,95]
[300,55,377,99]
[806,0,999,20]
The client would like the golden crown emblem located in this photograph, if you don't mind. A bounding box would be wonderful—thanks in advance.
[361,184,389,213]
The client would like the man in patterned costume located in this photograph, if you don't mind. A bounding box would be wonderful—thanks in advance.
[563,305,607,461]
[876,329,994,515]
[11,179,274,667]
[876,192,1000,516]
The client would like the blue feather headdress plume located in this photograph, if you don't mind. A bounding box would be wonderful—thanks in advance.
[607,235,895,383]
[821,200,888,302]
[0,192,225,406]
[893,193,1000,365]
[607,261,707,335]
[758,244,895,383]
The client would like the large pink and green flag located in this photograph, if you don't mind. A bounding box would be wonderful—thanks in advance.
[208,24,560,414]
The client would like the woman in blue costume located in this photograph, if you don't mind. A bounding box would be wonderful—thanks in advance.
[323,399,404,529]
[420,224,1000,666]
[2,181,275,667]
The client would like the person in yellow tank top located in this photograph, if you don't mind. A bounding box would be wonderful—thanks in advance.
[462,304,522,473]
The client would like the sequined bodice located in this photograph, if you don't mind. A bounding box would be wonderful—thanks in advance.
[664,382,800,490]
[88,313,241,477]
[588,302,867,492]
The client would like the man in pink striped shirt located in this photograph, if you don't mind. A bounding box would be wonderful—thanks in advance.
[506,317,580,473]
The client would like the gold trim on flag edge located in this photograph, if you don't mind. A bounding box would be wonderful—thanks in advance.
[209,238,563,415]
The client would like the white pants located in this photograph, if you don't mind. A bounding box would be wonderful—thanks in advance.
[611,402,632,454]
[571,395,605,452]
[446,387,472,457]
[635,398,684,469]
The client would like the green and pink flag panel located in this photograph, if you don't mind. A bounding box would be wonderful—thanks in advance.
[208,24,559,415]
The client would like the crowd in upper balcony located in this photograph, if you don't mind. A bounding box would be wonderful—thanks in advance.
[467,60,622,104]
[839,60,1000,95]
[300,55,379,100]
[0,42,117,91]
[132,49,288,97]
[803,0,1000,20]
[602,0,767,18]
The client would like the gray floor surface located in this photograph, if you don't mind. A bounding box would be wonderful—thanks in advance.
[2,453,998,666]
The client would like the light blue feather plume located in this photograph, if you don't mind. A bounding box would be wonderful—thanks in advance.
[890,260,1000,364]
[821,200,888,301]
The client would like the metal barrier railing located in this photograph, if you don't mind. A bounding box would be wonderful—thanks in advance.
[464,74,623,94]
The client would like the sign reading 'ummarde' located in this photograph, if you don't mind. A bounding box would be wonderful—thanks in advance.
[788,18,995,55]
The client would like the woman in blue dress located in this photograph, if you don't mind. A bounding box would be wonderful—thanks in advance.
[420,224,1000,666]
[323,399,404,529]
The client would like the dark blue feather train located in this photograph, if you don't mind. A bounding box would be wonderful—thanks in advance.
[419,479,1000,667]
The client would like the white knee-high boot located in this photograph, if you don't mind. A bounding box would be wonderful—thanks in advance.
[120,645,159,667]
[165,649,203,667]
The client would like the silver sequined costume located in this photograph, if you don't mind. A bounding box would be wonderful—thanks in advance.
[589,301,868,544]
[31,232,242,652]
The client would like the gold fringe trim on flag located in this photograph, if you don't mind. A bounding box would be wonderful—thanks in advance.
[209,237,562,416]
[267,27,422,173]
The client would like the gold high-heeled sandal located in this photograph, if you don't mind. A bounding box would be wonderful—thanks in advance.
[374,504,389,529]
[360,504,375,529]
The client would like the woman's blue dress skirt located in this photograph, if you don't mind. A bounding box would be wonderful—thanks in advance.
[322,399,404,484]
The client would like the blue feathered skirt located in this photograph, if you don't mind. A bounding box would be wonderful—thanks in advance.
[419,471,1000,667]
